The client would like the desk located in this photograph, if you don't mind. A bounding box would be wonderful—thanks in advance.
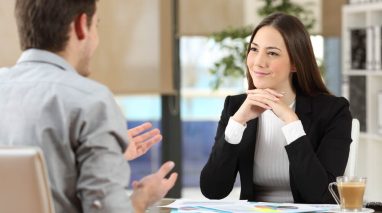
[148,199,382,213]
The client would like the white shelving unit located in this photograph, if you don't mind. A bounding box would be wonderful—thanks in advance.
[343,2,382,136]
[342,2,382,201]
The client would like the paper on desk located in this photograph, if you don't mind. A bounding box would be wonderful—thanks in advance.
[162,199,334,213]
[248,202,334,213]
[309,204,339,212]
[162,199,248,212]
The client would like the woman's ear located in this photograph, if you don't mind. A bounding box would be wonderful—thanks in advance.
[74,13,89,40]
[291,65,297,73]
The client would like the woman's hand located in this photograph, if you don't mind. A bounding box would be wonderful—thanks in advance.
[264,92,299,123]
[233,89,281,124]
[233,89,298,124]
[124,122,162,161]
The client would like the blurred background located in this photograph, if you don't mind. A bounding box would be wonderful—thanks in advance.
[1,0,381,201]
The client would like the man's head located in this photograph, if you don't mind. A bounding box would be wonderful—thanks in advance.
[15,0,99,76]
[15,0,97,52]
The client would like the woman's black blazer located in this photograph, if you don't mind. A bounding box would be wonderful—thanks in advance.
[200,93,352,203]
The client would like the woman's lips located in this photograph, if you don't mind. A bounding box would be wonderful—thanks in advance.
[253,71,270,77]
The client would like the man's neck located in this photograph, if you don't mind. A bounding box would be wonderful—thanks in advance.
[55,49,78,71]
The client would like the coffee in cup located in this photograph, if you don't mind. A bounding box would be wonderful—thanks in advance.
[329,176,366,211]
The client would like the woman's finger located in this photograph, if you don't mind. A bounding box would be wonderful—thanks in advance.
[246,99,271,110]
[247,93,279,102]
[264,88,285,97]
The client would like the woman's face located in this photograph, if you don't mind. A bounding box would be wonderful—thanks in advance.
[247,26,294,92]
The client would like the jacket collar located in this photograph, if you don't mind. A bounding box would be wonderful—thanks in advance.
[17,48,77,74]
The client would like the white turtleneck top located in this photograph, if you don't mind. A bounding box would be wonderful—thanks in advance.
[224,101,306,202]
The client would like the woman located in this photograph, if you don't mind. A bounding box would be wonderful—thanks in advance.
[200,12,352,204]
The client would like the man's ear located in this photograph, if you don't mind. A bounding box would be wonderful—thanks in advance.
[74,13,89,40]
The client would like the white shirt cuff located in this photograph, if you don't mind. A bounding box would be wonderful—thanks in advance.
[281,120,306,145]
[224,117,247,144]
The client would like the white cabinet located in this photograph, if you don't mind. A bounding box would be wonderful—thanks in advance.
[342,3,382,135]
[342,2,382,201]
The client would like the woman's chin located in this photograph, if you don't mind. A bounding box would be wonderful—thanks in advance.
[253,83,272,89]
[252,80,272,89]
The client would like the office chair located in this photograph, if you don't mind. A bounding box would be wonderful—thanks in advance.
[344,118,360,177]
[0,147,55,213]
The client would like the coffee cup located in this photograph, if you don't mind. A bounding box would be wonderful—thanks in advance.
[329,176,367,211]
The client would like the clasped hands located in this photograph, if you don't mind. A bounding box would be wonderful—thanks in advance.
[233,88,298,125]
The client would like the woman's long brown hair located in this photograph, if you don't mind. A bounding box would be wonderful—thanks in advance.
[246,12,331,96]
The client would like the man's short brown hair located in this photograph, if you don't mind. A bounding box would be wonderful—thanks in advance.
[15,0,97,52]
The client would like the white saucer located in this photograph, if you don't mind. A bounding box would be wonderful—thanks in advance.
[328,207,375,213]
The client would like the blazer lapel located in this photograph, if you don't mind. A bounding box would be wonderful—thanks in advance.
[295,94,312,132]
[244,118,258,150]
[239,117,258,199]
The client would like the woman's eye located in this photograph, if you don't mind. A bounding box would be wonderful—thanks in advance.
[250,47,258,52]
[268,52,279,56]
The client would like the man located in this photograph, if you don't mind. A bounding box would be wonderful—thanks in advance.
[0,0,177,212]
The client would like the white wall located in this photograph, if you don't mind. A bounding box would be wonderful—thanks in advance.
[356,135,382,201]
